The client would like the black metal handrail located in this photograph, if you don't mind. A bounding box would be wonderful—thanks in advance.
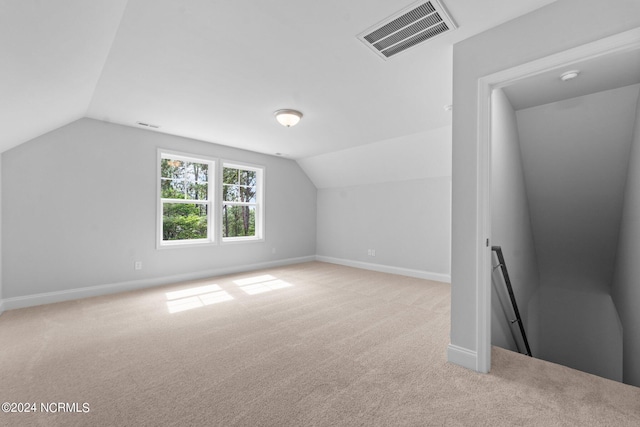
[491,246,532,357]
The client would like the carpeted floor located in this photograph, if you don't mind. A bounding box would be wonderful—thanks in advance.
[1,261,639,426]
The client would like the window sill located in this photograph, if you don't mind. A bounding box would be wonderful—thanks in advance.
[221,236,264,244]
[157,239,215,249]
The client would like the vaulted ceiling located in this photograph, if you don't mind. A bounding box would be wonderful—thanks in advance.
[515,84,640,291]
[502,45,640,291]
[2,0,556,158]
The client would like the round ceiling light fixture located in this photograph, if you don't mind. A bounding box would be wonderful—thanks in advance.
[560,70,580,82]
[274,109,303,127]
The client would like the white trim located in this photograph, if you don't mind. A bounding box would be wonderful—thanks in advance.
[447,344,478,371]
[0,256,315,311]
[316,255,451,283]
[157,149,217,249]
[475,75,493,374]
[474,27,640,375]
[221,161,265,242]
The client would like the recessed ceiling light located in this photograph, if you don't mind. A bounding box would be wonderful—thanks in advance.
[560,70,580,82]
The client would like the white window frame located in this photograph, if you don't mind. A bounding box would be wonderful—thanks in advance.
[221,161,264,243]
[157,150,216,248]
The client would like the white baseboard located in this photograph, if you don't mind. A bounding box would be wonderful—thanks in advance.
[1,255,316,311]
[447,344,478,371]
[316,256,451,283]
[1,255,448,312]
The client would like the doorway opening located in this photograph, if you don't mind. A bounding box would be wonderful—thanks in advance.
[476,27,640,385]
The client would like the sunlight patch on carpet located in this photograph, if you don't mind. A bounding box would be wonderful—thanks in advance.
[166,284,234,313]
[233,274,293,295]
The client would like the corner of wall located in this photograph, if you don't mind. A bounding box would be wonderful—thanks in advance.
[316,255,451,283]
[611,78,640,387]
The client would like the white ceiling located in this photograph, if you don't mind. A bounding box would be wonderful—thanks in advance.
[0,0,128,153]
[2,0,556,158]
[503,47,640,111]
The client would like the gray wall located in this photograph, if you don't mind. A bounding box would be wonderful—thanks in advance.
[450,0,640,367]
[531,286,622,382]
[512,86,637,382]
[612,89,640,387]
[2,118,316,300]
[491,86,632,382]
[300,126,452,281]
[516,86,638,293]
[316,177,451,279]
[490,89,540,353]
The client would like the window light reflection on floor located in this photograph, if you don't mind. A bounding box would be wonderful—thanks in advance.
[165,275,294,313]
[233,274,293,295]
[166,284,234,314]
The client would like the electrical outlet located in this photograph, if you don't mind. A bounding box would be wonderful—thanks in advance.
[367,249,372,256]
[371,249,376,257]
[134,261,142,271]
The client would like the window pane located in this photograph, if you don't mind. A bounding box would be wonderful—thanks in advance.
[240,185,256,203]
[163,203,208,241]
[222,205,256,238]
[186,182,208,200]
[182,162,208,182]
[161,178,187,199]
[162,158,209,182]
[223,168,239,185]
[197,164,208,181]
[238,170,256,186]
[223,184,240,202]
[223,185,256,202]
[161,159,185,179]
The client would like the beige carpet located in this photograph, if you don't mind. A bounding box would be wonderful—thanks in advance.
[1,261,639,426]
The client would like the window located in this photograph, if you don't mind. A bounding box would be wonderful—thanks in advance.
[222,163,263,241]
[159,152,214,246]
[157,152,263,247]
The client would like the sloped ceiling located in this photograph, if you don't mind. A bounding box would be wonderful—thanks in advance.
[503,46,640,292]
[2,0,556,158]
[0,0,128,153]
[298,126,451,189]
[504,48,640,110]
[516,84,640,291]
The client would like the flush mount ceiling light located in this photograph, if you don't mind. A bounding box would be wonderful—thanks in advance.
[560,70,581,81]
[274,109,303,127]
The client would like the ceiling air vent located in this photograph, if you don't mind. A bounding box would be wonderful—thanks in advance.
[357,0,456,60]
[136,121,160,129]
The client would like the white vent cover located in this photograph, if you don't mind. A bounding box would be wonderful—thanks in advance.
[357,0,456,60]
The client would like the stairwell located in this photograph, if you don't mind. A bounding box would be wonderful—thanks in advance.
[490,83,640,386]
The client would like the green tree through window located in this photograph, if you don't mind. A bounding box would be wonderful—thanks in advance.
[222,165,262,239]
[160,154,213,243]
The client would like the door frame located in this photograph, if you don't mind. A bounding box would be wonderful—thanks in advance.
[475,27,640,373]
